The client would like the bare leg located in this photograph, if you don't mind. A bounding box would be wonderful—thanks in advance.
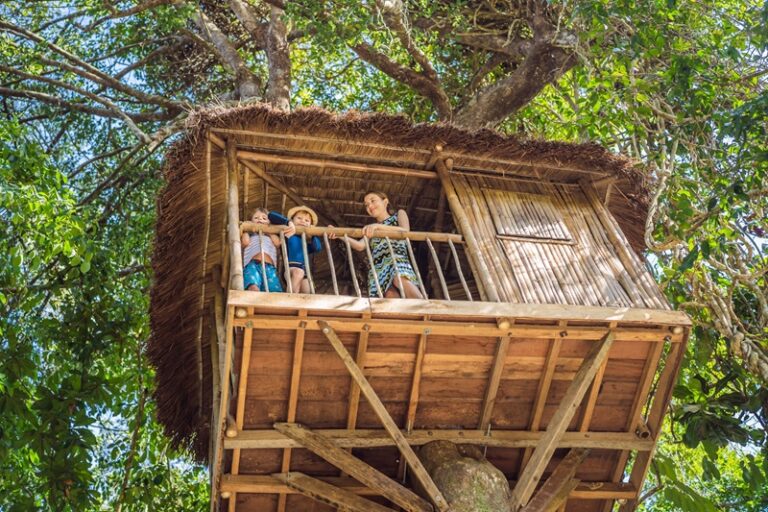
[299,279,311,294]
[290,267,305,294]
[386,278,423,299]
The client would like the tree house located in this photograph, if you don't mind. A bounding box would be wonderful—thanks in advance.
[149,105,690,512]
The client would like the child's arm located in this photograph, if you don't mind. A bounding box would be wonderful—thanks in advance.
[241,231,251,247]
[269,211,296,238]
[269,234,281,247]
[309,235,323,254]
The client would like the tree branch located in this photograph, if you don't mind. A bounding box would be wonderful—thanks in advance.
[0,20,181,111]
[228,0,268,47]
[0,87,175,122]
[352,42,452,119]
[189,7,263,99]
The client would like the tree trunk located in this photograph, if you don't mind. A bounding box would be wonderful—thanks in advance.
[416,441,511,512]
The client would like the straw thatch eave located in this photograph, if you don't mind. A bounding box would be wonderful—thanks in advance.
[149,103,654,460]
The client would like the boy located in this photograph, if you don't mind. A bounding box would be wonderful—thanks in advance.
[269,206,322,293]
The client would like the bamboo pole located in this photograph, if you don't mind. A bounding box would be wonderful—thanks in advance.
[280,231,293,293]
[463,176,519,302]
[344,235,362,297]
[363,236,383,298]
[581,182,667,309]
[239,223,464,243]
[447,239,472,301]
[324,232,339,295]
[226,139,245,291]
[435,158,500,302]
[301,233,315,294]
[405,238,427,299]
[425,238,450,300]
[258,226,269,294]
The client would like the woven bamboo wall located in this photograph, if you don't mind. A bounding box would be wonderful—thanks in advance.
[449,174,668,309]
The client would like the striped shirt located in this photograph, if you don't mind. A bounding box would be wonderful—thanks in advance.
[243,232,277,266]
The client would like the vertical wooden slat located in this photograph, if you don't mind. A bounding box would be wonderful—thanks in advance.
[435,158,500,302]
[344,235,362,297]
[324,232,339,295]
[226,139,244,291]
[301,232,315,294]
[276,313,308,512]
[478,336,512,430]
[210,306,236,512]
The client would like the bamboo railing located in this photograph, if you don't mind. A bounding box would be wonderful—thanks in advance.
[238,223,473,301]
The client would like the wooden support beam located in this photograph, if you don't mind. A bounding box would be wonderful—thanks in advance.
[509,331,616,511]
[221,475,638,500]
[277,313,307,512]
[272,472,396,512]
[435,157,500,302]
[209,132,340,226]
[234,315,683,343]
[228,289,692,327]
[318,320,449,512]
[228,326,254,512]
[224,429,654,451]
[521,330,563,473]
[346,321,370,430]
[238,148,437,180]
[226,138,244,291]
[478,336,511,429]
[521,448,590,512]
[274,423,432,512]
[406,327,429,432]
[210,306,236,512]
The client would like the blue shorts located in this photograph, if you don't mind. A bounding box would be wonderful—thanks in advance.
[244,261,283,292]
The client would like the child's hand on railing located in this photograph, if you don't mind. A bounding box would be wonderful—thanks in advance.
[362,223,384,238]
[284,221,296,238]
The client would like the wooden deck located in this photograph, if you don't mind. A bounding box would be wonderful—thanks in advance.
[213,292,689,512]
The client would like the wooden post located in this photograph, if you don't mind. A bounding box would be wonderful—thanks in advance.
[478,336,511,430]
[318,320,449,512]
[509,331,615,511]
[274,423,433,512]
[435,158,500,302]
[226,138,244,291]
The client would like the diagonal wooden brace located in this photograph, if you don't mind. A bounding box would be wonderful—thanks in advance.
[274,422,432,512]
[318,320,449,512]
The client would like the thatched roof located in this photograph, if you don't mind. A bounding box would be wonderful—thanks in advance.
[149,103,653,460]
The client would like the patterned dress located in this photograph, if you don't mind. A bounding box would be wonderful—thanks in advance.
[367,214,419,296]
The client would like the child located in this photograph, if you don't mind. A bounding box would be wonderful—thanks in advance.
[269,206,322,293]
[242,207,290,292]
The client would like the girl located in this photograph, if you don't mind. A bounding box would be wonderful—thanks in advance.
[345,191,423,299]
[242,207,291,292]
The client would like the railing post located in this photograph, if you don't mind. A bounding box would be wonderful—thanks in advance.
[301,232,315,294]
[343,235,362,298]
[405,238,428,299]
[259,226,269,294]
[426,238,450,300]
[363,236,384,298]
[323,232,339,295]
[280,231,292,293]
[448,239,473,301]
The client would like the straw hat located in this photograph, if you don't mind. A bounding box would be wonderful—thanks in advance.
[287,205,318,226]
